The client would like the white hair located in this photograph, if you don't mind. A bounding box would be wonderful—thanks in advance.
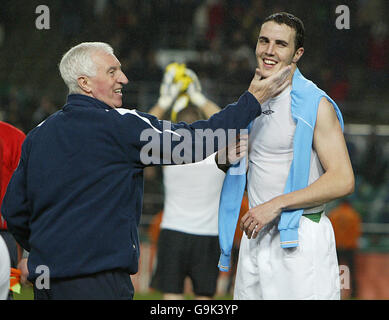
[59,42,114,94]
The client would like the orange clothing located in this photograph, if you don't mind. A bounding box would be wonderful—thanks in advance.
[329,202,362,250]
[148,210,163,245]
[233,194,249,247]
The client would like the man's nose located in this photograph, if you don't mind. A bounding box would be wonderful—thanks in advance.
[118,71,129,85]
[265,42,275,55]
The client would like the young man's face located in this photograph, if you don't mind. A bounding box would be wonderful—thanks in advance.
[88,51,129,108]
[255,21,304,79]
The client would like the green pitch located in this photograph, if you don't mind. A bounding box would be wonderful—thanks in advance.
[13,286,233,300]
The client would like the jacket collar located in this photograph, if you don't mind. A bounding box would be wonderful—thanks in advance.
[66,94,114,110]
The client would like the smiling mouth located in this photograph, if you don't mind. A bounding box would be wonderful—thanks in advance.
[114,88,122,96]
[263,58,278,67]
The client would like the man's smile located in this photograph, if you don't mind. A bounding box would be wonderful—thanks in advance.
[114,88,123,96]
[262,57,278,68]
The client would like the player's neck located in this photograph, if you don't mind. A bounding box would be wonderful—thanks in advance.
[288,63,297,82]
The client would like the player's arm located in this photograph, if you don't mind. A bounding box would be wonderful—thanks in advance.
[241,97,355,239]
[148,104,167,119]
[149,68,182,119]
[215,135,249,173]
[278,97,354,209]
[199,100,221,118]
[17,246,30,285]
[185,69,221,118]
[129,67,291,167]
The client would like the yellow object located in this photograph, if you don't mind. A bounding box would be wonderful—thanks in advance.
[170,94,189,123]
[166,63,193,92]
[11,283,21,295]
[10,268,21,294]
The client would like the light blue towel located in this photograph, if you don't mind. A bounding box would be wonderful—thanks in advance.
[217,68,344,271]
[217,123,251,272]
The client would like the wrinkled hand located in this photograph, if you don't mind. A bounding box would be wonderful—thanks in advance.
[17,258,32,286]
[186,69,207,108]
[248,66,291,105]
[240,198,282,239]
[157,69,182,110]
[216,134,248,167]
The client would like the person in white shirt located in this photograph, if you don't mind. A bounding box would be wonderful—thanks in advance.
[148,66,225,300]
[149,65,248,299]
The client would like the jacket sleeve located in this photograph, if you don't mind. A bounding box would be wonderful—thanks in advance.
[1,137,31,251]
[115,91,261,167]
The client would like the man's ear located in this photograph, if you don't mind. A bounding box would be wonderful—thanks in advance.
[77,76,92,94]
[292,47,304,64]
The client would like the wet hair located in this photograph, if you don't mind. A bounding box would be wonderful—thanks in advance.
[262,12,305,51]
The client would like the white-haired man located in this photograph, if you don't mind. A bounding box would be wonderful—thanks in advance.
[2,42,291,300]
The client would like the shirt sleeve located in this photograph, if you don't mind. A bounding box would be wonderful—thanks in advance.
[114,91,261,167]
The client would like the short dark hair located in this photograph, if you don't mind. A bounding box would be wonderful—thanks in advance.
[262,12,305,51]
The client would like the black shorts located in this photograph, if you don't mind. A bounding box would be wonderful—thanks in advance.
[150,229,220,297]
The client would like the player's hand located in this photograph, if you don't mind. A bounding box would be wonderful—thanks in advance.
[240,198,282,239]
[248,66,291,105]
[157,68,182,110]
[171,94,190,122]
[216,134,248,173]
[17,258,32,286]
[185,68,202,91]
[216,134,249,167]
[186,69,207,108]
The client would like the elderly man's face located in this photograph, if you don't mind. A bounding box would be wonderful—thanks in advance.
[256,21,303,79]
[88,51,129,108]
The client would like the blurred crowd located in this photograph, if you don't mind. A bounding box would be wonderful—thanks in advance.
[0,0,388,227]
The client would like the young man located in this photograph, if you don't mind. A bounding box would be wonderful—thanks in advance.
[219,13,355,300]
[2,42,290,300]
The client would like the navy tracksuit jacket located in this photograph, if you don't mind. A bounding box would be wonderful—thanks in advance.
[2,92,261,281]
